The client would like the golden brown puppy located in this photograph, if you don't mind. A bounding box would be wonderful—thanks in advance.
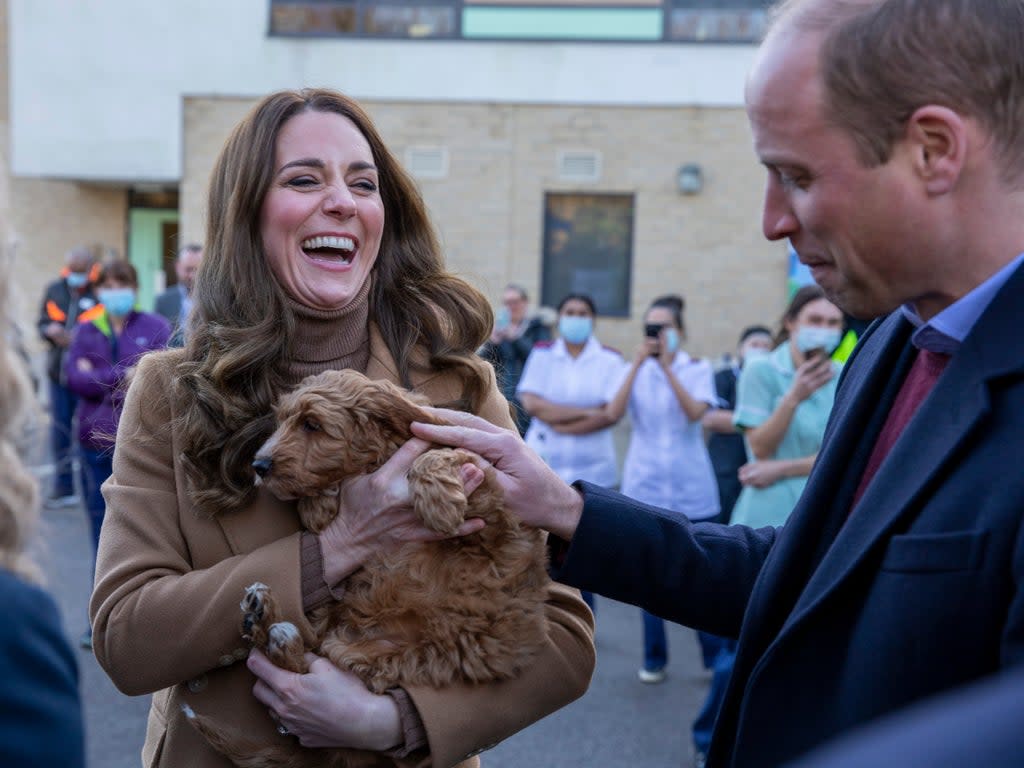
[187,369,550,768]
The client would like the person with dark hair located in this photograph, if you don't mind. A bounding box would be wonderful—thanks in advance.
[478,283,552,435]
[600,294,718,683]
[155,243,203,347]
[65,258,170,649]
[702,324,774,526]
[730,285,842,529]
[89,88,593,768]
[411,1,1024,764]
[517,293,624,614]
[36,245,99,506]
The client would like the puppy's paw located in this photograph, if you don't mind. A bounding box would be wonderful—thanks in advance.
[241,582,274,644]
[409,450,468,535]
[267,622,307,673]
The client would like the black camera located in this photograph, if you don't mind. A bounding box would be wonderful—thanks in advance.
[644,323,663,339]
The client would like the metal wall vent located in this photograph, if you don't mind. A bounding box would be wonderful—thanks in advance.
[557,150,601,182]
[405,146,449,179]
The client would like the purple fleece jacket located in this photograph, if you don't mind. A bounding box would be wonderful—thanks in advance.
[64,310,171,450]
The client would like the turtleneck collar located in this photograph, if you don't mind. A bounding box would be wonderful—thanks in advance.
[283,276,372,388]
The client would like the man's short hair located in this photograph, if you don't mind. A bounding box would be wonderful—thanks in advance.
[770,0,1024,183]
[177,243,203,261]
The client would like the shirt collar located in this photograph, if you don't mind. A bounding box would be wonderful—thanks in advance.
[900,251,1024,354]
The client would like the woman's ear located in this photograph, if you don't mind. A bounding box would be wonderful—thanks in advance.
[905,105,967,196]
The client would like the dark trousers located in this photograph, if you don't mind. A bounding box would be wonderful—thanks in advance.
[642,610,668,671]
[78,447,113,563]
[48,379,78,497]
[692,639,737,754]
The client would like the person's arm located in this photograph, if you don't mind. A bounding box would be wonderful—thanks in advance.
[600,344,646,424]
[519,392,593,426]
[90,356,316,695]
[64,327,117,400]
[660,359,710,423]
[703,409,738,434]
[738,455,817,488]
[745,354,834,460]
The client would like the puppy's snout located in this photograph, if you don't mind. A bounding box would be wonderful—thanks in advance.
[252,456,273,478]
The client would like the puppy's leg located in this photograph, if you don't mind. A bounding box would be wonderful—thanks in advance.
[241,582,308,673]
[407,449,472,535]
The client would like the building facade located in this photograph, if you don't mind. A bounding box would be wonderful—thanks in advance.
[6,0,784,357]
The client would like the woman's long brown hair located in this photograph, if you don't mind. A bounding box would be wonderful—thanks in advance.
[172,89,493,516]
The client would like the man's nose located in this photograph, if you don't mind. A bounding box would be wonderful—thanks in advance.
[762,176,798,242]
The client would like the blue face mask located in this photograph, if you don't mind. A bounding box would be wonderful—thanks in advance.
[99,288,136,318]
[796,326,842,356]
[66,272,89,289]
[558,315,593,345]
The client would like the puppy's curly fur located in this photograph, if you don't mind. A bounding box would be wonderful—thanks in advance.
[188,369,550,768]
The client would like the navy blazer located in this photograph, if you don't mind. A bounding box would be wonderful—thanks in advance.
[556,263,1024,766]
[0,570,84,767]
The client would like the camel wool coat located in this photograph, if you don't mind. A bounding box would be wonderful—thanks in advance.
[90,327,595,768]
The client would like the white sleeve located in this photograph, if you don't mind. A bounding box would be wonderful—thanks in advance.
[603,355,631,402]
[516,347,548,396]
[685,360,717,405]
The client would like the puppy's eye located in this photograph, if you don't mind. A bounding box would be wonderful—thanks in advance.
[303,418,321,432]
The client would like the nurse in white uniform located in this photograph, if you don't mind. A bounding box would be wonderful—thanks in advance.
[603,294,719,683]
[517,293,625,612]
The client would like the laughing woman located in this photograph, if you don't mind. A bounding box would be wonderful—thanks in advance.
[89,89,594,768]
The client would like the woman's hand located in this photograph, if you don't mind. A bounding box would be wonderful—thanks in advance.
[318,437,487,586]
[411,409,584,541]
[738,459,787,488]
[788,353,834,403]
[249,650,401,751]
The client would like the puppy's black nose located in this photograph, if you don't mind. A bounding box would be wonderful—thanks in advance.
[252,457,273,478]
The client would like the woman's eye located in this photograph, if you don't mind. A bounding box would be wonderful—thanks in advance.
[352,180,378,193]
[287,176,318,188]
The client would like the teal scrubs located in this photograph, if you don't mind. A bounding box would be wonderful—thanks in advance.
[730,343,839,528]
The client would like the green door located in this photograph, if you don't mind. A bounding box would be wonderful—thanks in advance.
[128,208,179,312]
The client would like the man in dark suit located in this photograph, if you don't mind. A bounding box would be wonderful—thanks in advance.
[154,243,202,347]
[414,1,1024,766]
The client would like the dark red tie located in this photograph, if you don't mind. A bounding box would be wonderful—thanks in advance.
[850,348,951,512]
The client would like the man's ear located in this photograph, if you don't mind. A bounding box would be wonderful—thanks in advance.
[905,105,967,196]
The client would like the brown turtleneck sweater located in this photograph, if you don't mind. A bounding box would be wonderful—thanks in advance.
[282,276,372,389]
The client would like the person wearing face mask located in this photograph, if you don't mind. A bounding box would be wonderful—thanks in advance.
[517,293,624,614]
[64,258,170,649]
[731,284,843,530]
[599,294,719,685]
[36,246,100,507]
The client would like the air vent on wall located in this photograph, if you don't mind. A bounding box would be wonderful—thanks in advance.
[405,146,449,179]
[557,150,601,182]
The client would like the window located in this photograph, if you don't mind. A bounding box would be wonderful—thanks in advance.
[269,0,771,42]
[541,192,634,317]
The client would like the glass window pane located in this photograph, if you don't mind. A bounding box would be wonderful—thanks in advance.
[463,7,662,40]
[362,6,456,37]
[271,2,357,35]
[541,193,634,318]
[668,9,767,42]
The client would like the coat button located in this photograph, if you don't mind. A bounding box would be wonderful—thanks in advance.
[218,655,234,667]
[187,675,208,693]
[233,647,249,660]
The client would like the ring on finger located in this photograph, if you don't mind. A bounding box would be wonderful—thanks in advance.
[277,723,290,736]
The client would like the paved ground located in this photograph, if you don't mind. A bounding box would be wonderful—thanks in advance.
[29,411,710,768]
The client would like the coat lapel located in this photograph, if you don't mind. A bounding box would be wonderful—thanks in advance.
[780,265,1024,634]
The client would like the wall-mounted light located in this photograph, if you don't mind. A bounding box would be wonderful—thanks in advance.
[676,163,703,195]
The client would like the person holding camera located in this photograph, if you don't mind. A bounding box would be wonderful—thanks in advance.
[601,294,718,684]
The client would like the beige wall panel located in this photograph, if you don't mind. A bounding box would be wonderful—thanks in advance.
[182,96,786,361]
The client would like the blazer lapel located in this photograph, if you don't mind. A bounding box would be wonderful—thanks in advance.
[781,266,1024,632]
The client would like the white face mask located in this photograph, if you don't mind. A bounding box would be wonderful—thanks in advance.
[796,326,842,356]
[664,328,680,354]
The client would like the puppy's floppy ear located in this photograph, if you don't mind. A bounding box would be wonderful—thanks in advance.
[364,379,437,435]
